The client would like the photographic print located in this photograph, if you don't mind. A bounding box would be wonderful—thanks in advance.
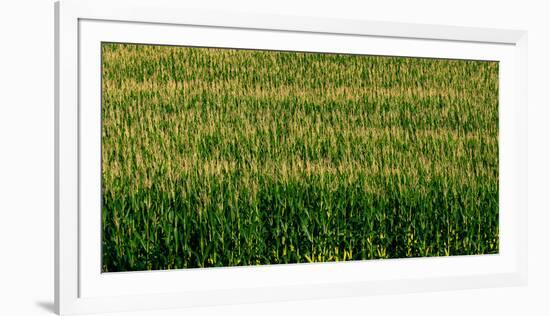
[101,43,499,272]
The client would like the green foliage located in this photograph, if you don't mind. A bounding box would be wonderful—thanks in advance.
[101,43,499,272]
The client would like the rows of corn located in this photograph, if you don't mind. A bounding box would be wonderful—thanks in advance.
[101,43,499,272]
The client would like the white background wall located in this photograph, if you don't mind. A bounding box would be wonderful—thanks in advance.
[0,0,547,315]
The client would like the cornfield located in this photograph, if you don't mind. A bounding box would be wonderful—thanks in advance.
[101,43,499,272]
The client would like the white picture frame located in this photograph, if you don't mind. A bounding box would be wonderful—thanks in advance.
[55,0,528,314]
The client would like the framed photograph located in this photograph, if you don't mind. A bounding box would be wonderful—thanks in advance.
[55,0,527,314]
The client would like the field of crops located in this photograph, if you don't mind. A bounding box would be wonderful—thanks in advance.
[101,43,499,272]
